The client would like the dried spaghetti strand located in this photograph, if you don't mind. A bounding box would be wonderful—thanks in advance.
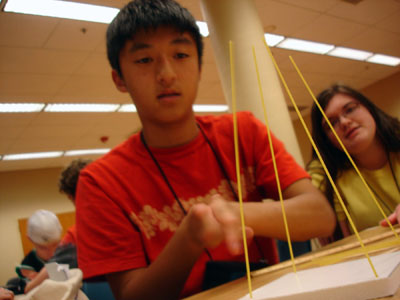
[289,55,398,241]
[262,37,378,278]
[285,53,378,277]
[229,40,253,298]
[251,45,296,274]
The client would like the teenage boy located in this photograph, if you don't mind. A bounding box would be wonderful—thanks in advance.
[75,0,336,299]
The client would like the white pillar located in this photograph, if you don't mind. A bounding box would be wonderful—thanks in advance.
[200,0,304,166]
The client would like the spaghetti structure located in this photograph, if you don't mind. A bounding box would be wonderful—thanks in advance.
[228,37,400,298]
[229,40,254,299]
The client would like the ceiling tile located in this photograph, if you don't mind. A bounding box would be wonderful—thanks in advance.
[341,27,400,56]
[1,0,400,172]
[375,8,400,34]
[0,48,88,74]
[44,19,108,51]
[292,14,367,45]
[54,75,130,102]
[274,0,337,13]
[327,0,400,25]
[74,53,110,75]
[255,0,320,36]
[0,74,69,99]
[0,13,58,47]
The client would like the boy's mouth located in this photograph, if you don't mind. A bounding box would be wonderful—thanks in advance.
[157,90,180,100]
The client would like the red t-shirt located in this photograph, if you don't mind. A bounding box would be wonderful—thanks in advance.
[76,112,309,298]
[61,225,77,246]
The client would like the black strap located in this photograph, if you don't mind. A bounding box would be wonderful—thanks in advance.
[140,123,267,262]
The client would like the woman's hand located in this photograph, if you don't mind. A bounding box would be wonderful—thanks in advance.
[380,204,400,227]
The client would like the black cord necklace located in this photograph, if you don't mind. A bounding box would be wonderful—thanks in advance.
[140,126,221,260]
[140,125,239,214]
[140,124,267,262]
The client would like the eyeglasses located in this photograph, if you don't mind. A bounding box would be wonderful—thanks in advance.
[322,102,361,131]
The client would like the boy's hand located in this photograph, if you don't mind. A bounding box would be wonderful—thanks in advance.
[183,194,253,255]
[380,204,400,227]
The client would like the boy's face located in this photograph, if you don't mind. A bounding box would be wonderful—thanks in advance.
[112,26,201,127]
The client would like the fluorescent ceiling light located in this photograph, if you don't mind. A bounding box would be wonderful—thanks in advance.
[366,54,400,66]
[2,151,63,160]
[4,0,119,23]
[45,103,120,112]
[327,46,372,61]
[264,33,284,47]
[0,103,44,113]
[196,21,209,37]
[193,104,228,112]
[118,104,228,113]
[4,0,209,36]
[118,104,137,112]
[64,148,110,156]
[277,38,334,55]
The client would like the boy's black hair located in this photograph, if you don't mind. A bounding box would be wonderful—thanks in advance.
[107,0,204,77]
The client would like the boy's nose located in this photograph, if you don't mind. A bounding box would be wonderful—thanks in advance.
[157,58,177,86]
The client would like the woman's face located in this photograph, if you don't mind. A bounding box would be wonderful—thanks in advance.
[322,93,377,156]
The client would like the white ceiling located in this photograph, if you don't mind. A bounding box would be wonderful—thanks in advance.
[0,0,400,172]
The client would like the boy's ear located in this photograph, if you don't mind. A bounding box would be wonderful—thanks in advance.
[111,69,128,93]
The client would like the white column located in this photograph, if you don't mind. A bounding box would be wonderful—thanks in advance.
[200,0,304,166]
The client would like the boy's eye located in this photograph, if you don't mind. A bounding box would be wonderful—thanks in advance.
[175,52,189,59]
[135,57,152,64]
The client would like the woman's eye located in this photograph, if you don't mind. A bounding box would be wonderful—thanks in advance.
[330,119,339,128]
[346,107,355,114]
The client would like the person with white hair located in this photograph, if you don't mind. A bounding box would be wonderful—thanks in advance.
[16,210,62,281]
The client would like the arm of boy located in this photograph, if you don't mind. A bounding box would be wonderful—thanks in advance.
[240,178,336,241]
[106,194,251,300]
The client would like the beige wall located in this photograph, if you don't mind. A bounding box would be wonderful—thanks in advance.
[292,70,400,165]
[0,167,74,285]
[362,71,400,118]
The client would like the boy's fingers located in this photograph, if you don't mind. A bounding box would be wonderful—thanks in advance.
[209,194,253,255]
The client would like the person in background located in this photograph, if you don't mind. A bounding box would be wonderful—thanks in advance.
[23,159,92,294]
[57,159,93,245]
[307,84,400,243]
[75,1,336,299]
[0,288,14,300]
[16,210,62,281]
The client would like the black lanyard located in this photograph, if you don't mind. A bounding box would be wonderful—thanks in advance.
[140,125,239,214]
[140,123,266,262]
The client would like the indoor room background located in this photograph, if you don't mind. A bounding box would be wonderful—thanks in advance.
[1,0,400,285]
